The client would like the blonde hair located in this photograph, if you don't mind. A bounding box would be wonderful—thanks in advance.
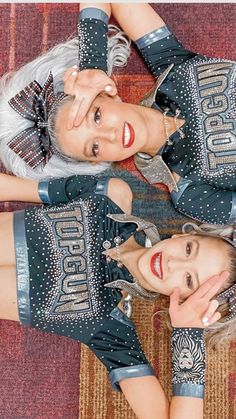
[0,26,130,179]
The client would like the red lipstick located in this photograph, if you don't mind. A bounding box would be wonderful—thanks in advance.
[123,122,135,148]
[150,252,163,279]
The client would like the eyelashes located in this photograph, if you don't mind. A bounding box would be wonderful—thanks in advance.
[94,107,101,124]
[186,241,192,257]
[92,142,99,157]
[186,242,193,289]
[186,272,193,290]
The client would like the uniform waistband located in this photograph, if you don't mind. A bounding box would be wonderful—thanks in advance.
[13,210,31,326]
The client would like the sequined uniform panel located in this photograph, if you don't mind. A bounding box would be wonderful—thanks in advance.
[159,56,236,187]
[19,176,154,388]
[137,30,236,223]
[24,193,133,341]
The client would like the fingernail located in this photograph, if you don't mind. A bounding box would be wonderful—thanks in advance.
[73,65,78,69]
[71,71,77,76]
[202,317,209,326]
[105,84,112,93]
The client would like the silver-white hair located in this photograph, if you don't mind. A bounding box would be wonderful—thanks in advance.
[0,25,130,179]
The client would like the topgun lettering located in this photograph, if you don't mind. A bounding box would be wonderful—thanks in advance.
[197,62,236,171]
[46,207,91,315]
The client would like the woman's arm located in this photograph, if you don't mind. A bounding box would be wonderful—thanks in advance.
[171,178,235,224]
[118,273,227,419]
[64,3,116,128]
[111,3,165,42]
[0,173,133,212]
[0,173,40,202]
[120,376,169,419]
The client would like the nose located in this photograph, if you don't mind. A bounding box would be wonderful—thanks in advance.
[102,128,116,143]
[167,256,186,273]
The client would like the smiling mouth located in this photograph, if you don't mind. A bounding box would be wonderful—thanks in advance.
[151,252,163,279]
[123,122,135,148]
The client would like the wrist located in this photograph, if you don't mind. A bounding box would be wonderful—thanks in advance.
[171,328,206,399]
[78,10,108,73]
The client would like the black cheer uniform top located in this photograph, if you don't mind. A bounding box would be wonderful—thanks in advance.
[14,175,154,390]
[78,8,236,225]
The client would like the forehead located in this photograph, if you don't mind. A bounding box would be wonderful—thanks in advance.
[195,235,229,280]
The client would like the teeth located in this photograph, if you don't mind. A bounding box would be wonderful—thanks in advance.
[124,122,131,146]
[154,254,161,277]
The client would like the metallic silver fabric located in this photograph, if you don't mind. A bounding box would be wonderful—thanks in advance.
[107,213,160,245]
[135,25,171,49]
[110,364,155,391]
[134,153,178,192]
[79,7,109,24]
[105,278,158,300]
[13,210,31,326]
[139,64,174,108]
[38,180,50,204]
[173,383,205,398]
[110,307,134,327]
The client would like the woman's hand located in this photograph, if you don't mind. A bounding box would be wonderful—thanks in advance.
[169,271,229,328]
[63,67,117,129]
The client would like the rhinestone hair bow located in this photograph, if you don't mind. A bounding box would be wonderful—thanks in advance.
[8,72,65,169]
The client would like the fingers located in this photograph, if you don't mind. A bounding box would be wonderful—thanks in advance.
[202,271,229,301]
[202,299,219,326]
[206,311,221,326]
[63,66,78,83]
[73,96,93,127]
[63,66,79,95]
[104,83,117,96]
[67,96,85,130]
[192,271,229,300]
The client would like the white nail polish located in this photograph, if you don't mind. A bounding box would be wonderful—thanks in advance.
[71,71,77,76]
[202,317,209,326]
[73,65,78,69]
[105,85,112,93]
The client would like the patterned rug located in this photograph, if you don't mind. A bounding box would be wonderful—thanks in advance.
[0,3,235,418]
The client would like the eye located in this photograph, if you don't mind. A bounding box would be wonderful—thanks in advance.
[92,142,99,157]
[186,273,193,290]
[94,107,101,125]
[186,242,192,257]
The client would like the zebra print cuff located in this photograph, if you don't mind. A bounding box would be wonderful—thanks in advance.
[171,328,206,398]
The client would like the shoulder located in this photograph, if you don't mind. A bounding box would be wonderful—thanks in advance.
[107,178,133,214]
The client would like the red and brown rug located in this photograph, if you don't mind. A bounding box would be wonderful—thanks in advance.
[0,3,235,418]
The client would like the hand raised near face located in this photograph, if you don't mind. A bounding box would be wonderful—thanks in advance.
[169,270,229,328]
[63,67,117,129]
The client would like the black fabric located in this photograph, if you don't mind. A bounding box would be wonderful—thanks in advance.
[138,34,236,224]
[78,17,108,73]
[23,175,150,374]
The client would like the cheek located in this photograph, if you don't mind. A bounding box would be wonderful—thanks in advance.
[167,273,183,294]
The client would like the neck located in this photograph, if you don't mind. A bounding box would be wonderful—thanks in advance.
[139,106,185,156]
[139,107,167,156]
